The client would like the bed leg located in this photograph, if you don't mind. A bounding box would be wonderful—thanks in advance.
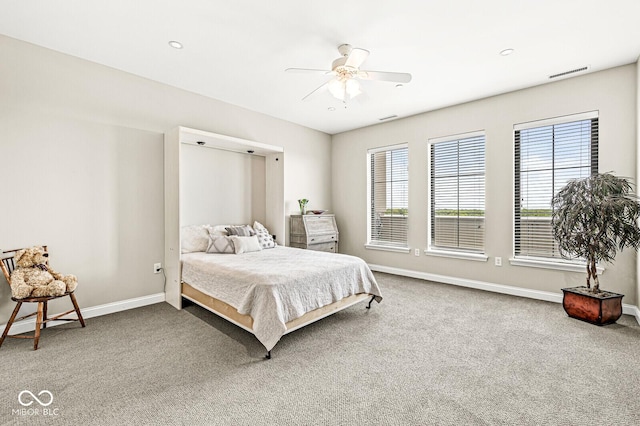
[265,350,271,360]
[366,295,376,309]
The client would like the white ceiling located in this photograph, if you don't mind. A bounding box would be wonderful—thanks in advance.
[1,1,639,135]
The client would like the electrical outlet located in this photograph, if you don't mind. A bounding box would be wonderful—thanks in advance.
[495,257,502,267]
[414,248,420,257]
[154,263,162,274]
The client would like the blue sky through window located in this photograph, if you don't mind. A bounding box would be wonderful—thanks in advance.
[519,119,593,211]
[432,135,485,212]
[385,148,408,212]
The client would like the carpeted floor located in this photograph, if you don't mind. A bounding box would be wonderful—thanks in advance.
[1,272,639,425]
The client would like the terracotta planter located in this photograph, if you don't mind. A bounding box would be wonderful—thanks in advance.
[562,286,623,325]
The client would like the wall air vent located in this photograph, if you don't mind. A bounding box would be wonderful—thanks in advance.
[549,66,589,80]
[379,115,398,121]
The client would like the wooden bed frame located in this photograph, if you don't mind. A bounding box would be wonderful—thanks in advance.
[181,282,376,358]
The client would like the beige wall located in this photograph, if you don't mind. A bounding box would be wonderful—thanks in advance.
[0,35,331,322]
[332,64,638,304]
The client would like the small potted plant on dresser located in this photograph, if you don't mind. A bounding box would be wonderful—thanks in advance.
[551,173,640,325]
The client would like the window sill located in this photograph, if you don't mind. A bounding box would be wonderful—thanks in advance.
[425,249,488,262]
[365,244,411,254]
[509,256,605,274]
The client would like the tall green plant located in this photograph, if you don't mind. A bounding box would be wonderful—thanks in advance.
[551,173,640,293]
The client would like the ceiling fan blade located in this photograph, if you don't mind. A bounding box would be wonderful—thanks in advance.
[358,70,412,83]
[301,81,330,101]
[344,48,370,68]
[285,68,333,75]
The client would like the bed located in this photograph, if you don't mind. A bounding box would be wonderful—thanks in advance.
[180,245,382,358]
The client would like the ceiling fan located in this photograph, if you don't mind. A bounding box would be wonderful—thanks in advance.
[286,44,412,102]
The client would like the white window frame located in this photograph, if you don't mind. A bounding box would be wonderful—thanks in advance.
[365,143,410,253]
[510,111,603,273]
[426,130,488,262]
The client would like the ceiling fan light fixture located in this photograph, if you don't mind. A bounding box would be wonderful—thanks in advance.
[328,79,346,100]
[345,79,361,99]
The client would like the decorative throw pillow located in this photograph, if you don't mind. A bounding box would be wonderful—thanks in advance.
[229,235,263,254]
[253,221,277,249]
[225,225,255,237]
[206,236,235,254]
[181,224,211,253]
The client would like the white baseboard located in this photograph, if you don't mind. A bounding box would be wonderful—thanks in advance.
[369,264,640,325]
[1,293,166,336]
[632,305,640,325]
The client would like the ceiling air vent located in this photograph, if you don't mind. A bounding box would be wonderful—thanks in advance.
[549,66,589,80]
[379,115,398,121]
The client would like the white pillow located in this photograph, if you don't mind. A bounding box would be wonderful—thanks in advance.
[181,225,210,253]
[253,221,277,249]
[230,235,262,254]
[206,236,235,254]
[209,225,230,237]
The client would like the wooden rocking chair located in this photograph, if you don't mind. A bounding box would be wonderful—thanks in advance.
[0,246,85,350]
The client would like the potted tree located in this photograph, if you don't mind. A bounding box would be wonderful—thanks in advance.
[551,172,640,325]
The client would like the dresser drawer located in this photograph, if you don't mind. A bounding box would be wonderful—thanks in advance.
[308,233,338,244]
[307,242,337,253]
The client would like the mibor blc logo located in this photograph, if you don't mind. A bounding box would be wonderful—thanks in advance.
[13,390,60,417]
[19,390,53,406]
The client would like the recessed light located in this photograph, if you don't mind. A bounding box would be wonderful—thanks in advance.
[500,48,514,56]
[328,107,336,111]
[168,40,183,49]
[395,84,404,89]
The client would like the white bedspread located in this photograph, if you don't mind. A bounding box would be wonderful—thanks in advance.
[181,246,382,351]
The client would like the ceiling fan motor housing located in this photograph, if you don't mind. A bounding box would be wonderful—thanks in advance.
[332,57,358,79]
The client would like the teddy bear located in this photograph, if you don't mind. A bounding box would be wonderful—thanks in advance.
[9,246,78,299]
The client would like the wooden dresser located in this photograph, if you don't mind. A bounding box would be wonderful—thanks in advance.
[289,214,339,253]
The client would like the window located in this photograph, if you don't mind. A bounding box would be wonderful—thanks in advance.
[429,132,485,254]
[514,112,598,260]
[366,144,409,250]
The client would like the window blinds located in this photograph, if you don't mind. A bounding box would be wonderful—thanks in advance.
[369,146,409,247]
[430,134,485,252]
[514,114,598,259]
